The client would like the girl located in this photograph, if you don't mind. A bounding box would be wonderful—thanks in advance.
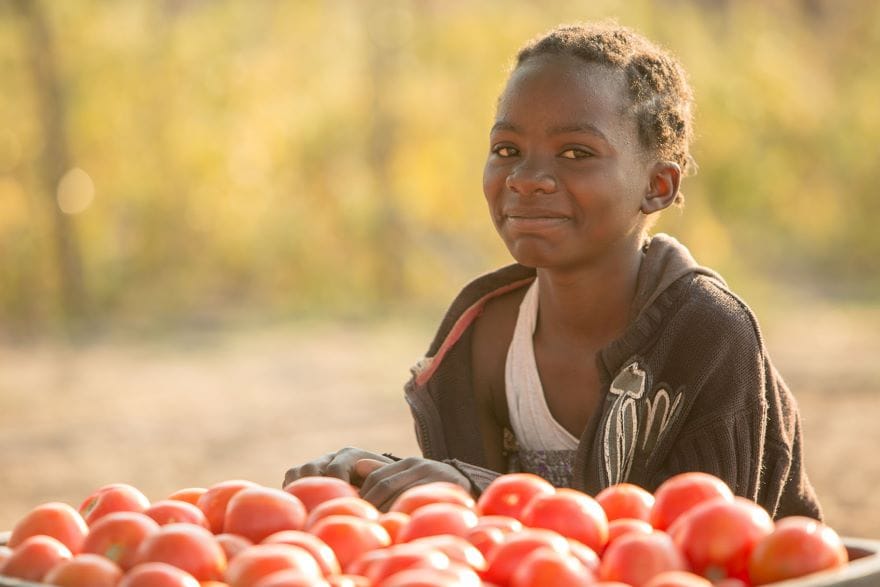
[284,21,822,520]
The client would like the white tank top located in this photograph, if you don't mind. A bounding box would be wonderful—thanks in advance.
[505,279,580,451]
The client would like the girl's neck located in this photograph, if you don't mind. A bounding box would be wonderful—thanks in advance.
[534,238,645,348]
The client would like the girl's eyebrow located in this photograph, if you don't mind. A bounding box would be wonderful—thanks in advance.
[490,120,610,144]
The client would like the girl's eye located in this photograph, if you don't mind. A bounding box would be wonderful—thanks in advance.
[492,145,519,157]
[560,148,592,159]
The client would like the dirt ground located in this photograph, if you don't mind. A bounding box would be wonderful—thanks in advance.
[1,305,879,540]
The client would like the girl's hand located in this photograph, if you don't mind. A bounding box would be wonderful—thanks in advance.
[282,447,393,488]
[355,457,472,512]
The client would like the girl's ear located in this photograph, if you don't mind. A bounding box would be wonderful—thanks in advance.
[641,161,681,214]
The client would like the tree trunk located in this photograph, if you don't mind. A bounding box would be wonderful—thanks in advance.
[13,0,88,334]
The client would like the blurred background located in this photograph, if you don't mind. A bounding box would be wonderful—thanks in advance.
[1,0,879,538]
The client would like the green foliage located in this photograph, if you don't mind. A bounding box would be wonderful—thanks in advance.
[1,0,878,335]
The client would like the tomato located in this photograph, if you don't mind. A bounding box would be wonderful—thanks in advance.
[308,514,391,572]
[605,518,654,553]
[0,534,73,582]
[0,545,11,567]
[644,570,713,586]
[79,483,151,525]
[566,538,600,574]
[252,568,331,587]
[520,487,609,553]
[397,502,479,542]
[348,542,450,583]
[217,533,254,561]
[510,546,595,587]
[224,543,322,587]
[282,477,359,512]
[167,487,207,506]
[599,531,688,587]
[379,511,410,544]
[224,487,307,543]
[379,565,482,587]
[262,530,341,576]
[134,522,227,581]
[118,562,201,587]
[7,501,88,554]
[306,496,380,529]
[596,482,655,522]
[408,534,486,571]
[81,511,160,570]
[325,574,371,587]
[464,525,504,561]
[473,514,523,534]
[197,480,259,534]
[649,472,734,531]
[476,473,555,520]
[482,527,570,586]
[748,515,848,585]
[42,552,123,587]
[389,482,476,515]
[145,499,211,528]
[670,497,773,583]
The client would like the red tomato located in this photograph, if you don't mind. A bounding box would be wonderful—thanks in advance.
[397,502,479,542]
[464,525,504,561]
[670,497,773,583]
[305,496,380,529]
[118,562,201,587]
[42,552,123,587]
[650,472,734,531]
[262,530,341,576]
[224,543,322,587]
[408,534,487,571]
[325,574,370,587]
[217,533,254,561]
[134,522,227,581]
[379,565,482,587]
[748,515,848,585]
[167,487,207,506]
[605,518,654,552]
[596,482,656,522]
[599,531,688,587]
[510,546,595,587]
[308,514,391,572]
[224,487,307,543]
[81,511,160,570]
[79,483,151,525]
[644,570,713,586]
[476,473,555,520]
[252,568,331,587]
[379,511,411,544]
[7,501,88,554]
[520,487,609,553]
[348,541,450,583]
[482,527,570,586]
[145,499,211,528]
[282,477,359,512]
[197,480,259,534]
[0,534,73,582]
[389,482,476,515]
[473,514,523,534]
[566,538,600,574]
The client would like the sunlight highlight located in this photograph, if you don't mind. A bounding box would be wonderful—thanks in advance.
[56,167,95,215]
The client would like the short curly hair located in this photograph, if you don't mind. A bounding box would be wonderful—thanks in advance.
[515,22,696,203]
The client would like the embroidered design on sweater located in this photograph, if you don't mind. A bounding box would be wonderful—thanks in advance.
[603,361,683,485]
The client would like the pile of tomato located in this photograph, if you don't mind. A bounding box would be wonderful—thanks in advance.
[0,471,849,587]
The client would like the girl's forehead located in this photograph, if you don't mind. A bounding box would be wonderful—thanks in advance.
[497,54,631,122]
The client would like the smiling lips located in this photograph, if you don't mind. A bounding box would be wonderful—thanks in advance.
[503,208,569,229]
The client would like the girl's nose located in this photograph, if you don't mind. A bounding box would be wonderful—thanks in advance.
[505,161,557,195]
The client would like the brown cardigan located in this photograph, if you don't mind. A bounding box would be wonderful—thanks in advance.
[404,234,822,520]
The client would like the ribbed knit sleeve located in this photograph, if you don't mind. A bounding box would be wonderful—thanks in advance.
[638,277,822,520]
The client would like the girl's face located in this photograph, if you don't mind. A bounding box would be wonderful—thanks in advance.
[483,54,659,271]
